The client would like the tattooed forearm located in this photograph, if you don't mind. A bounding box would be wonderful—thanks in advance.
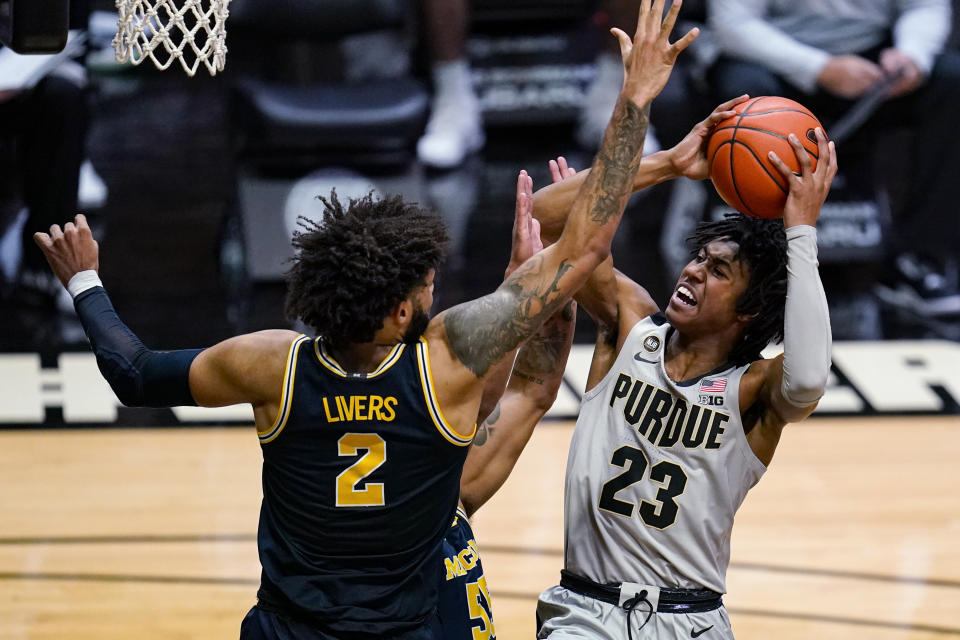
[445,256,575,377]
[584,99,650,226]
[514,301,576,379]
[512,370,545,385]
[473,403,500,446]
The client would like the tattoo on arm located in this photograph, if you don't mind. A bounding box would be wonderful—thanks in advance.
[473,403,500,447]
[582,100,650,226]
[444,255,574,377]
[445,99,646,379]
[513,301,575,384]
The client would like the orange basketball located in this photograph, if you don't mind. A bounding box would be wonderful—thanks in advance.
[707,96,825,219]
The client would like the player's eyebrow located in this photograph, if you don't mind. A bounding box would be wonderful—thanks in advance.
[703,248,733,269]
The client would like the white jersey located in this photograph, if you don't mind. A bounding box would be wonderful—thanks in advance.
[564,314,766,594]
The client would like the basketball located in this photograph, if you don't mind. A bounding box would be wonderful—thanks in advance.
[707,96,825,219]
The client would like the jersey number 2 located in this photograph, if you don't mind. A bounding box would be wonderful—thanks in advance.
[466,575,496,639]
[598,445,687,529]
[336,433,386,507]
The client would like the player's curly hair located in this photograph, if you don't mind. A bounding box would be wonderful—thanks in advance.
[285,190,448,344]
[689,212,788,366]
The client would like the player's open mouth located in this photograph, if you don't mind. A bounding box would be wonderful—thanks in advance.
[674,284,697,307]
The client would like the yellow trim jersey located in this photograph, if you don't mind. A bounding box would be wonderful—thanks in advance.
[255,336,474,637]
[439,507,496,640]
[564,315,766,593]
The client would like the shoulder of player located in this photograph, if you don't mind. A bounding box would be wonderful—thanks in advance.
[225,329,303,355]
[614,269,658,312]
[742,354,781,391]
[200,329,304,375]
[188,330,304,408]
[613,271,659,342]
[421,317,474,381]
[739,354,791,423]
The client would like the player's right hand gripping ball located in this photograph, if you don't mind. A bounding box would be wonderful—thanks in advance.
[707,96,825,219]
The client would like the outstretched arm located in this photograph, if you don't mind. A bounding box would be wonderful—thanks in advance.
[460,301,576,517]
[33,215,294,427]
[428,0,699,431]
[742,127,837,464]
[532,96,749,247]
[477,178,547,423]
[539,158,658,391]
[532,97,748,336]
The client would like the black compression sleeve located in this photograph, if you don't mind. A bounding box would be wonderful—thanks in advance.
[73,286,201,407]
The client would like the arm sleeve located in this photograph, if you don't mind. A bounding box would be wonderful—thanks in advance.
[708,0,831,93]
[780,225,832,407]
[894,0,951,75]
[74,286,201,407]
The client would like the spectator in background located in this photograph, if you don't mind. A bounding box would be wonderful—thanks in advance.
[707,0,960,317]
[0,49,88,310]
[0,0,95,312]
[578,0,710,152]
[417,0,484,169]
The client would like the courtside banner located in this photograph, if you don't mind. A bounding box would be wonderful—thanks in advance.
[0,341,958,426]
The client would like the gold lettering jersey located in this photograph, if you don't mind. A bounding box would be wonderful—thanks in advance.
[563,314,766,593]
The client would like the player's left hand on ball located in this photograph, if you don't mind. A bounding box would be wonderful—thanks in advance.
[33,213,100,288]
[768,127,838,227]
[669,94,749,180]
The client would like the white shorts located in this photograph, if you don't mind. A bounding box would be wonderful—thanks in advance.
[537,584,734,640]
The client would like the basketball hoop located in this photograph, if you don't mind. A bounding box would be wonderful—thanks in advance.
[112,0,231,77]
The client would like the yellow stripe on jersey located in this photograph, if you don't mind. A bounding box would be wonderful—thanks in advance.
[369,343,406,376]
[314,339,406,379]
[314,339,348,376]
[258,335,310,444]
[450,505,471,528]
[416,338,475,447]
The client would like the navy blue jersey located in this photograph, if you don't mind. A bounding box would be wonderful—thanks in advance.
[438,507,496,640]
[254,335,474,638]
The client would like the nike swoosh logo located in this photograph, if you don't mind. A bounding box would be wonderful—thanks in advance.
[634,353,659,364]
[691,625,713,638]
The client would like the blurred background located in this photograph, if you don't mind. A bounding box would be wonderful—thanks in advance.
[1,0,959,424]
[1,3,959,639]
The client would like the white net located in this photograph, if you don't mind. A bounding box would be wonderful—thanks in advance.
[113,0,231,77]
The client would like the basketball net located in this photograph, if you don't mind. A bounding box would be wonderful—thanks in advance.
[113,0,231,77]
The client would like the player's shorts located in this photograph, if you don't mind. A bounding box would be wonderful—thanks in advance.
[240,604,442,640]
[536,571,733,640]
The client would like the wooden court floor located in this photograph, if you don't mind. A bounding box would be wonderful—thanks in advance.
[1,416,958,639]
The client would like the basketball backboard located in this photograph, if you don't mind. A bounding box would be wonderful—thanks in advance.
[0,0,69,54]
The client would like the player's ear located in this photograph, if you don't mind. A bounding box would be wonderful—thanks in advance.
[392,299,413,325]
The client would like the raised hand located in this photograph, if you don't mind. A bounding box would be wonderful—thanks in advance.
[768,128,838,227]
[33,213,100,288]
[611,0,699,107]
[667,95,749,180]
[548,156,577,184]
[504,170,544,278]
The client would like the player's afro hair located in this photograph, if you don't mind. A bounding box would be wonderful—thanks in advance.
[689,212,788,366]
[285,190,448,344]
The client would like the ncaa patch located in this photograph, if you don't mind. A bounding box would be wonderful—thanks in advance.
[642,335,661,352]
